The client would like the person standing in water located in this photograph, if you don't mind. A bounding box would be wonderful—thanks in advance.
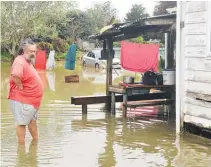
[8,38,44,144]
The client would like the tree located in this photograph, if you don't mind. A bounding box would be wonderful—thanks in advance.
[58,10,93,41]
[86,1,117,32]
[153,1,177,16]
[1,1,75,57]
[124,4,149,22]
[146,1,177,44]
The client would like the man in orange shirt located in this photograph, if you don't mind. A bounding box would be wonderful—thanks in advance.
[8,38,44,144]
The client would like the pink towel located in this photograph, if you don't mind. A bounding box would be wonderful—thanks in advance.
[121,41,159,72]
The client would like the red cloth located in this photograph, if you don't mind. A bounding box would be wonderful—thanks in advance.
[35,49,46,70]
[121,41,159,72]
[8,56,44,108]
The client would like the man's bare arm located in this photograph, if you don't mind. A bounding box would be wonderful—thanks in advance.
[11,75,23,90]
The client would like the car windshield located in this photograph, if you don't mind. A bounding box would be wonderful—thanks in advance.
[92,50,101,59]
[92,48,121,59]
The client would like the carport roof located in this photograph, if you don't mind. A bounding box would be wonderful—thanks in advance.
[89,13,176,41]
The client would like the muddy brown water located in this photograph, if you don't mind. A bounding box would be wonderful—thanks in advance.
[1,63,211,167]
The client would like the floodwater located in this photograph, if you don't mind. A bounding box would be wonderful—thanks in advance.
[1,62,211,167]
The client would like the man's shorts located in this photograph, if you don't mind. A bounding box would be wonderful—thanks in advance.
[10,100,38,125]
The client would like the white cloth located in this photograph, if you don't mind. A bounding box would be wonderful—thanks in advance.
[46,50,56,70]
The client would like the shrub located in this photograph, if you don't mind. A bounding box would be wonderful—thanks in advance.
[36,42,53,52]
[55,52,66,60]
[52,38,69,53]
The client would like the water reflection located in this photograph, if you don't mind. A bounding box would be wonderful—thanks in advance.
[71,114,174,166]
[81,67,121,84]
[16,140,38,167]
[46,71,55,91]
[37,70,48,89]
[98,114,116,167]
[172,135,211,167]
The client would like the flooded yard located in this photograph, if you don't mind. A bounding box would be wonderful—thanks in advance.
[1,63,211,167]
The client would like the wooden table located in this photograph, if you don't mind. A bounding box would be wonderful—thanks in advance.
[108,83,175,117]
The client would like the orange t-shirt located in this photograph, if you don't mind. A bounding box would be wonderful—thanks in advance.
[8,56,44,109]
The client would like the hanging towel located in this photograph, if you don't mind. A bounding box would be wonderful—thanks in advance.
[121,41,159,72]
[65,43,77,70]
[46,50,56,70]
[35,49,47,70]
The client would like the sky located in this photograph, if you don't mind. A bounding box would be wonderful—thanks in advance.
[75,0,156,21]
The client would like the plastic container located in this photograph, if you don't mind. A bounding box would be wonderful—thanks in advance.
[162,69,175,85]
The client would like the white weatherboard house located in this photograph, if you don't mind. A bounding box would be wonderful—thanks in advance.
[176,1,211,133]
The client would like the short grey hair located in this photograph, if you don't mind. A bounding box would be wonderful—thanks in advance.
[18,38,36,55]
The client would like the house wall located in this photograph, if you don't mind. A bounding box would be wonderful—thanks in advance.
[180,1,211,129]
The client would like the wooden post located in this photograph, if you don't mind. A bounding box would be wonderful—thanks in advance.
[176,1,181,134]
[164,33,168,69]
[82,104,87,114]
[106,37,113,112]
[123,94,128,117]
[111,92,116,115]
[166,32,171,69]
[82,114,87,122]
[166,30,176,69]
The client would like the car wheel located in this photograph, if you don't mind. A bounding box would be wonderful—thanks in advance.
[83,61,86,67]
[95,63,99,69]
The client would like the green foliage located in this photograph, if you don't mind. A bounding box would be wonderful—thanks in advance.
[1,1,169,62]
[113,42,121,47]
[1,52,11,62]
[36,42,53,51]
[52,38,69,53]
[86,1,117,32]
[58,10,93,41]
[129,36,148,44]
[125,4,149,22]
[1,1,75,57]
[158,57,165,72]
[55,52,66,60]
[131,36,144,43]
[1,1,119,60]
[54,50,85,62]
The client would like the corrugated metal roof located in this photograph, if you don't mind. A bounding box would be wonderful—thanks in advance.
[89,13,176,41]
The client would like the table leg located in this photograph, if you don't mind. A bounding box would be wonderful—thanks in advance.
[123,94,128,117]
[111,92,116,115]
[82,104,87,114]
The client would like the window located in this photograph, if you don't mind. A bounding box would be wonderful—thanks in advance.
[87,52,91,57]
[92,53,95,58]
[87,52,95,59]
[87,52,94,58]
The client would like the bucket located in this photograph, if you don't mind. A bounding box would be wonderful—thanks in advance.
[65,75,79,83]
[162,69,175,85]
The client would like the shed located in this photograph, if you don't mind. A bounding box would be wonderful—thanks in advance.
[89,1,211,135]
[89,13,176,96]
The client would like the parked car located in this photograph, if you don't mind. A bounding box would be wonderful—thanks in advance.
[82,48,121,69]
